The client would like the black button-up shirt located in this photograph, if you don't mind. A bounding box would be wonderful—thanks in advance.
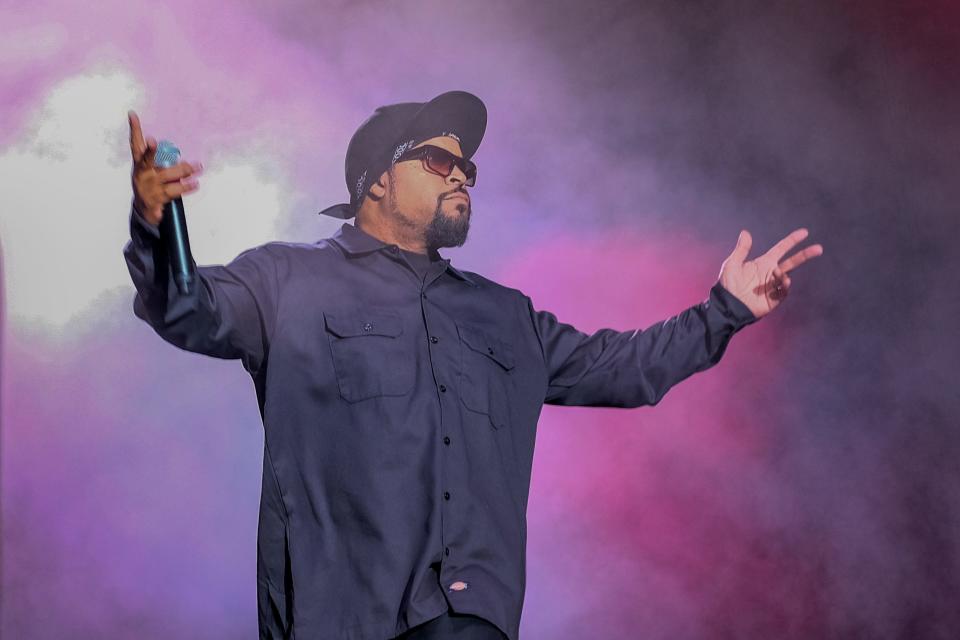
[122,207,758,640]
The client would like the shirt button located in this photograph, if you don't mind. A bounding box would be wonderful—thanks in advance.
[431,336,439,344]
[443,436,451,445]
[439,384,447,393]
[443,491,451,500]
[445,547,451,556]
[362,322,373,332]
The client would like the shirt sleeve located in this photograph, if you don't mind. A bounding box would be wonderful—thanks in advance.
[526,282,759,407]
[122,201,279,375]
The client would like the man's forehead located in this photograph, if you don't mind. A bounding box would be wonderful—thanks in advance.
[414,135,463,157]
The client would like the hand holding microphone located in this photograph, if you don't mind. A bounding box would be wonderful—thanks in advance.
[128,110,203,294]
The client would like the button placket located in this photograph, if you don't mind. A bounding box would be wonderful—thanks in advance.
[421,292,458,573]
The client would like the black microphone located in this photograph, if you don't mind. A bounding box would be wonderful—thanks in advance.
[155,140,196,295]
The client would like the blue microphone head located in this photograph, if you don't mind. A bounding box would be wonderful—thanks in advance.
[155,140,181,169]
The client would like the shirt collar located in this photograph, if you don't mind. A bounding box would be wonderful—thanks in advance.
[330,222,478,287]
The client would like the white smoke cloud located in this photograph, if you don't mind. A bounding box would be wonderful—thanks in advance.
[0,65,288,334]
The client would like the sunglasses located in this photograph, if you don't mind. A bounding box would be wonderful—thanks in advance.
[394,144,477,186]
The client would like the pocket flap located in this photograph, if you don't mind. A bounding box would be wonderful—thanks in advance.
[457,323,515,370]
[324,309,403,338]
[460,389,509,429]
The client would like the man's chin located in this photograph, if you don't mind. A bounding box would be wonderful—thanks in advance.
[444,201,470,216]
[426,206,471,250]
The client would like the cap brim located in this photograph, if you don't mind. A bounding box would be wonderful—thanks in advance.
[402,90,487,160]
[317,203,355,219]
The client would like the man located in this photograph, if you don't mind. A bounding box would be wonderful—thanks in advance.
[123,90,823,640]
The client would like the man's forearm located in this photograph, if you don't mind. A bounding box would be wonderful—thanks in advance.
[121,202,276,373]
[537,282,759,407]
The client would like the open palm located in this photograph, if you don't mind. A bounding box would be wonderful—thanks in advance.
[718,228,824,319]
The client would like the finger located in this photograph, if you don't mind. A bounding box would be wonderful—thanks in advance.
[771,273,790,301]
[779,275,791,298]
[142,136,158,168]
[767,278,782,300]
[162,179,200,199]
[128,110,146,162]
[730,229,752,264]
[157,161,203,183]
[779,243,823,274]
[765,228,809,263]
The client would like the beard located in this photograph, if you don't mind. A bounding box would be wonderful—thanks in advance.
[386,169,472,252]
[424,196,471,251]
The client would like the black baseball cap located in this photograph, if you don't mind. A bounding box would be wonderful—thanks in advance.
[318,90,487,219]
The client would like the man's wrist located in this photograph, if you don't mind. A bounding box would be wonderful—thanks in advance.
[130,199,161,243]
[132,199,159,227]
[708,281,759,329]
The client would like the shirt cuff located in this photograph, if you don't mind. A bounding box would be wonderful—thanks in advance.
[707,281,759,330]
[130,200,161,246]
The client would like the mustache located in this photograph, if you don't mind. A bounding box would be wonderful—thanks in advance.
[442,188,470,200]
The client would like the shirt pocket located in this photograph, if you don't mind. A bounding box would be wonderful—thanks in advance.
[323,308,414,402]
[456,322,515,429]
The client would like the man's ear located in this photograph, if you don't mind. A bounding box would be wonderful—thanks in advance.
[366,170,389,202]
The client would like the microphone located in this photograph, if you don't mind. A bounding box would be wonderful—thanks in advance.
[155,140,196,295]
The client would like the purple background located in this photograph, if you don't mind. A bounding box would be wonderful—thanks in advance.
[2,1,959,638]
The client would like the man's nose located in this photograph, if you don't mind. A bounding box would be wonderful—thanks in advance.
[446,164,468,185]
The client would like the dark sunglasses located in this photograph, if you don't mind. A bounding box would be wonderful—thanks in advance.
[394,144,477,186]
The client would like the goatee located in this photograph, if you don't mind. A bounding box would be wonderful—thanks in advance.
[425,199,471,251]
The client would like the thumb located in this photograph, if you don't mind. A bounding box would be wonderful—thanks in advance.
[730,229,752,263]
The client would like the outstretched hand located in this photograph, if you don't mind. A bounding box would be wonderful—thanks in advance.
[718,228,824,319]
